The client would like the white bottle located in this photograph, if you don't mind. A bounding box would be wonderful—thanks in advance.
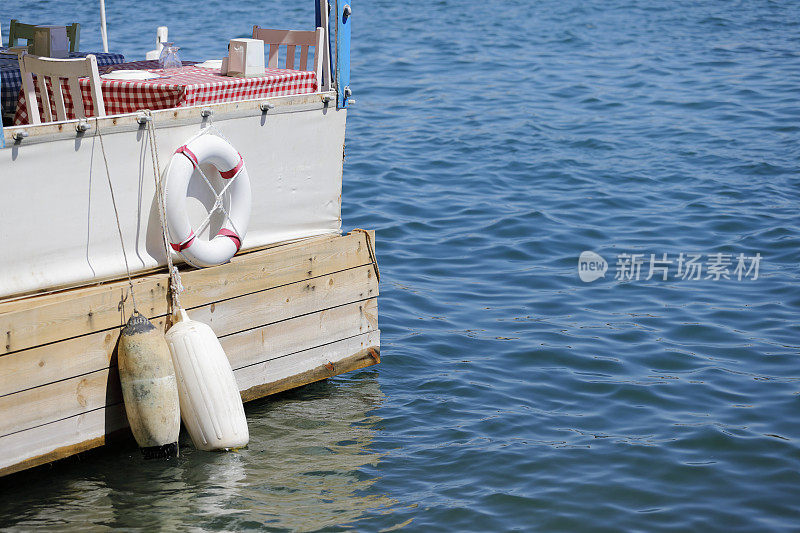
[166,309,249,451]
[145,26,169,60]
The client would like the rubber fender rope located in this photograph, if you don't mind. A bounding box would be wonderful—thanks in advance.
[217,228,242,251]
[170,231,196,251]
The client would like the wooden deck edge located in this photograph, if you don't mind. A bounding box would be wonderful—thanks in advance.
[0,434,110,479]
[0,230,380,478]
[0,342,381,479]
[0,231,376,356]
[240,345,381,403]
[0,233,340,308]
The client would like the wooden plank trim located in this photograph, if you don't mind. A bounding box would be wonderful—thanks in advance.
[0,232,375,355]
[0,300,378,437]
[239,345,380,403]
[0,298,377,398]
[0,233,335,310]
[0,317,168,398]
[0,332,380,478]
[187,264,377,339]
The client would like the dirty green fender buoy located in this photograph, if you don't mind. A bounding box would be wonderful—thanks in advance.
[117,312,181,459]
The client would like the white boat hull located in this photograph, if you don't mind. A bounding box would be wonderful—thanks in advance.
[0,95,345,299]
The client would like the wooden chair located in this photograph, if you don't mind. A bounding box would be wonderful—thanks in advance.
[251,26,325,91]
[18,53,105,124]
[8,20,81,52]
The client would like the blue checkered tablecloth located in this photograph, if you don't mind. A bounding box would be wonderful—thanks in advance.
[0,50,125,118]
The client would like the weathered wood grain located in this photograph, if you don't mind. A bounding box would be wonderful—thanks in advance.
[0,367,122,437]
[222,298,378,371]
[0,298,377,431]
[237,330,380,402]
[0,404,128,478]
[189,264,377,338]
[0,232,380,477]
[0,232,375,355]
[0,331,380,477]
[0,298,377,398]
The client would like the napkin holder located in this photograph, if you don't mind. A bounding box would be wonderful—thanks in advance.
[33,26,69,58]
[225,38,265,77]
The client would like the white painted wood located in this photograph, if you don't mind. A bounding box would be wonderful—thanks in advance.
[252,27,325,91]
[319,0,332,91]
[18,53,106,124]
[0,104,346,299]
[3,92,336,145]
[314,28,324,93]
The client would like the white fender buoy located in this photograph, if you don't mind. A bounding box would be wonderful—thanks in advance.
[166,309,249,451]
[117,312,181,458]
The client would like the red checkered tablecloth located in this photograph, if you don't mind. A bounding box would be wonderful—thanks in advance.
[14,60,318,125]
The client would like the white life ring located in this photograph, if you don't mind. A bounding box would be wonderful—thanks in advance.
[163,135,252,267]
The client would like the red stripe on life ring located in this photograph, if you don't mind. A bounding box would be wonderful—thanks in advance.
[220,154,243,180]
[170,231,195,252]
[176,145,200,168]
[217,228,242,251]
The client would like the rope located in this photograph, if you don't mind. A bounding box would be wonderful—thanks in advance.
[95,118,139,313]
[144,112,243,312]
[144,110,184,312]
[158,113,243,249]
[351,229,380,282]
[190,114,244,239]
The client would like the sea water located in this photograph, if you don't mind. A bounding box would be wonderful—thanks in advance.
[0,0,798,530]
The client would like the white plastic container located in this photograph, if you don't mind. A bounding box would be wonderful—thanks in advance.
[166,309,249,450]
[33,26,69,58]
[226,38,265,77]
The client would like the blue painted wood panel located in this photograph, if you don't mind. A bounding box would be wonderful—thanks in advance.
[0,74,4,149]
[335,0,351,108]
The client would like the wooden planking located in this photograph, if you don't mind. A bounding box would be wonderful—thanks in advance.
[0,367,122,437]
[0,317,167,398]
[0,299,377,437]
[0,298,376,398]
[238,346,380,403]
[0,231,380,477]
[180,232,373,309]
[237,330,380,402]
[222,298,378,371]
[188,264,377,338]
[0,403,128,478]
[0,331,380,478]
[0,231,375,355]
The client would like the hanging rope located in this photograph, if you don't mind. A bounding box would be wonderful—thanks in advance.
[96,118,139,313]
[144,110,184,313]
[156,112,244,261]
[351,228,380,282]
[186,114,245,240]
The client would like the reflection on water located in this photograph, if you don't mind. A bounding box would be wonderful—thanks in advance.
[0,371,391,531]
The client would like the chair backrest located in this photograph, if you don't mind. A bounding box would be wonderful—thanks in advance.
[18,53,105,124]
[8,20,81,52]
[251,26,324,91]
